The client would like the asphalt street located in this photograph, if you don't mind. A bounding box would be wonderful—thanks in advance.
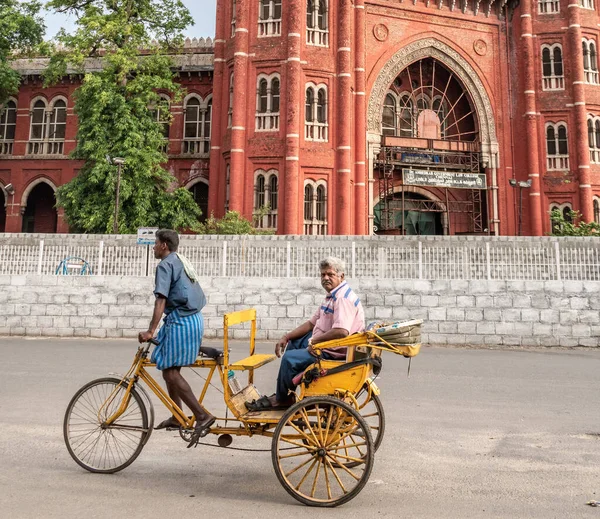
[1,338,600,519]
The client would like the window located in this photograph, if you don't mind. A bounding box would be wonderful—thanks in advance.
[546,122,569,170]
[183,95,212,156]
[150,95,171,147]
[588,115,600,163]
[231,0,236,36]
[28,97,67,155]
[583,39,599,84]
[538,0,559,13]
[581,0,594,9]
[258,0,281,37]
[0,99,16,155]
[305,83,328,141]
[307,0,328,46]
[542,44,564,90]
[255,74,280,131]
[228,72,234,128]
[254,169,278,228]
[225,164,231,211]
[550,203,573,233]
[303,179,327,235]
[594,198,600,223]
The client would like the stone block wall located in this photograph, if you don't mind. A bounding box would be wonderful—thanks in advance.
[0,275,598,347]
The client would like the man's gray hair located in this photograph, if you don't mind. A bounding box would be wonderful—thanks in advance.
[319,257,345,274]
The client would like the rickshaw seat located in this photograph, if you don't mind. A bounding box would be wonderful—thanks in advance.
[229,353,276,371]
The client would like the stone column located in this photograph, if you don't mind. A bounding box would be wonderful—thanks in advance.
[336,0,353,234]
[520,0,543,235]
[282,2,303,234]
[208,0,227,216]
[229,0,250,212]
[353,0,367,235]
[567,2,593,221]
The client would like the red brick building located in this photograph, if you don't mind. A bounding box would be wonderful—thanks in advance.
[2,1,600,235]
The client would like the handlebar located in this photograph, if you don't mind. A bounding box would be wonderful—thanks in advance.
[148,338,159,346]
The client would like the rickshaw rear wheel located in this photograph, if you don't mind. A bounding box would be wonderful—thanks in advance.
[355,385,386,452]
[271,396,374,507]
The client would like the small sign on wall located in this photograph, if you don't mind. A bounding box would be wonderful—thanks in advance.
[136,228,158,245]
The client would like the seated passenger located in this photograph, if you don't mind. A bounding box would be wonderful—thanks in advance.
[247,257,365,411]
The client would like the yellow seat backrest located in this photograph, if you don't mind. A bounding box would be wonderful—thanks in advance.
[298,359,370,398]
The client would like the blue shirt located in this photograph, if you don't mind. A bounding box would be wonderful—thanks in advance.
[154,253,206,317]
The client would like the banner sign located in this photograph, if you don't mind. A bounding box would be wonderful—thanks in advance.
[403,169,487,190]
[137,227,158,246]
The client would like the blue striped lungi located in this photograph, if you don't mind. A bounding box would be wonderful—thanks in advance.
[151,310,204,370]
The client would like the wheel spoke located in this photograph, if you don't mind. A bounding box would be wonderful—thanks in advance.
[285,453,316,478]
[324,457,348,494]
[310,458,322,498]
[295,458,318,491]
[326,453,361,481]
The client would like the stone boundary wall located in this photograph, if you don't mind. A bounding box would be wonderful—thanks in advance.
[0,275,598,347]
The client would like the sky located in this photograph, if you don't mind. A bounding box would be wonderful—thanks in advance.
[43,0,217,39]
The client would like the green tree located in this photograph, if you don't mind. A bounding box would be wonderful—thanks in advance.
[45,0,202,233]
[549,209,600,236]
[0,0,45,105]
[198,211,275,235]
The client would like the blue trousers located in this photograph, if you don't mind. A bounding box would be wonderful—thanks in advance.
[276,332,333,402]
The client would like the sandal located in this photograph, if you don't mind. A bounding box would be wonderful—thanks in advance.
[245,395,293,412]
[187,416,216,448]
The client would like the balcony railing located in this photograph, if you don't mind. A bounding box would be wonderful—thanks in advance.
[547,155,570,171]
[258,19,281,37]
[182,138,210,156]
[305,122,328,142]
[585,70,599,84]
[538,0,559,12]
[590,149,600,163]
[543,76,564,90]
[256,112,280,132]
[307,28,328,47]
[27,139,64,155]
[0,140,13,155]
[304,220,328,235]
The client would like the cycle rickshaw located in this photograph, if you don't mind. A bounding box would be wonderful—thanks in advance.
[63,309,421,507]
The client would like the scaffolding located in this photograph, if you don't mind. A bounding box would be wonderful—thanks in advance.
[375,136,487,235]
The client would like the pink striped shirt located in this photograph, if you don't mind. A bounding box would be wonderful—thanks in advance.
[309,281,365,359]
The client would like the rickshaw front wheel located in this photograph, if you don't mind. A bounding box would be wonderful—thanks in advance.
[271,396,374,507]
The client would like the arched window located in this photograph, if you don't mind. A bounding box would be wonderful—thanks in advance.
[307,0,328,46]
[583,38,599,84]
[255,74,280,131]
[228,71,234,128]
[225,164,231,211]
[28,98,67,155]
[594,198,600,223]
[304,180,327,234]
[305,83,328,141]
[546,122,569,170]
[259,0,281,37]
[432,97,447,138]
[542,44,564,90]
[398,95,414,137]
[304,184,314,220]
[231,0,236,36]
[0,99,16,155]
[150,95,171,144]
[539,0,559,13]
[382,94,397,136]
[183,95,212,156]
[254,169,278,228]
[588,115,600,163]
[549,202,573,233]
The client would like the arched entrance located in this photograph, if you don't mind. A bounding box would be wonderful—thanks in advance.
[21,182,57,233]
[189,180,209,223]
[374,191,445,235]
[367,39,499,235]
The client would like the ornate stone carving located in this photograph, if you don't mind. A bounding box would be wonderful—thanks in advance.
[474,39,487,56]
[373,24,389,42]
[367,38,498,153]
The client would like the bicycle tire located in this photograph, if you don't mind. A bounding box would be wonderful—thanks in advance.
[63,377,149,474]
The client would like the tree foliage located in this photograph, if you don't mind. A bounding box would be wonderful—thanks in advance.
[45,0,201,233]
[549,209,600,237]
[198,211,275,235]
[0,0,45,105]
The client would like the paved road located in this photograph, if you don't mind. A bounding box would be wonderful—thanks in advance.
[1,338,600,518]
